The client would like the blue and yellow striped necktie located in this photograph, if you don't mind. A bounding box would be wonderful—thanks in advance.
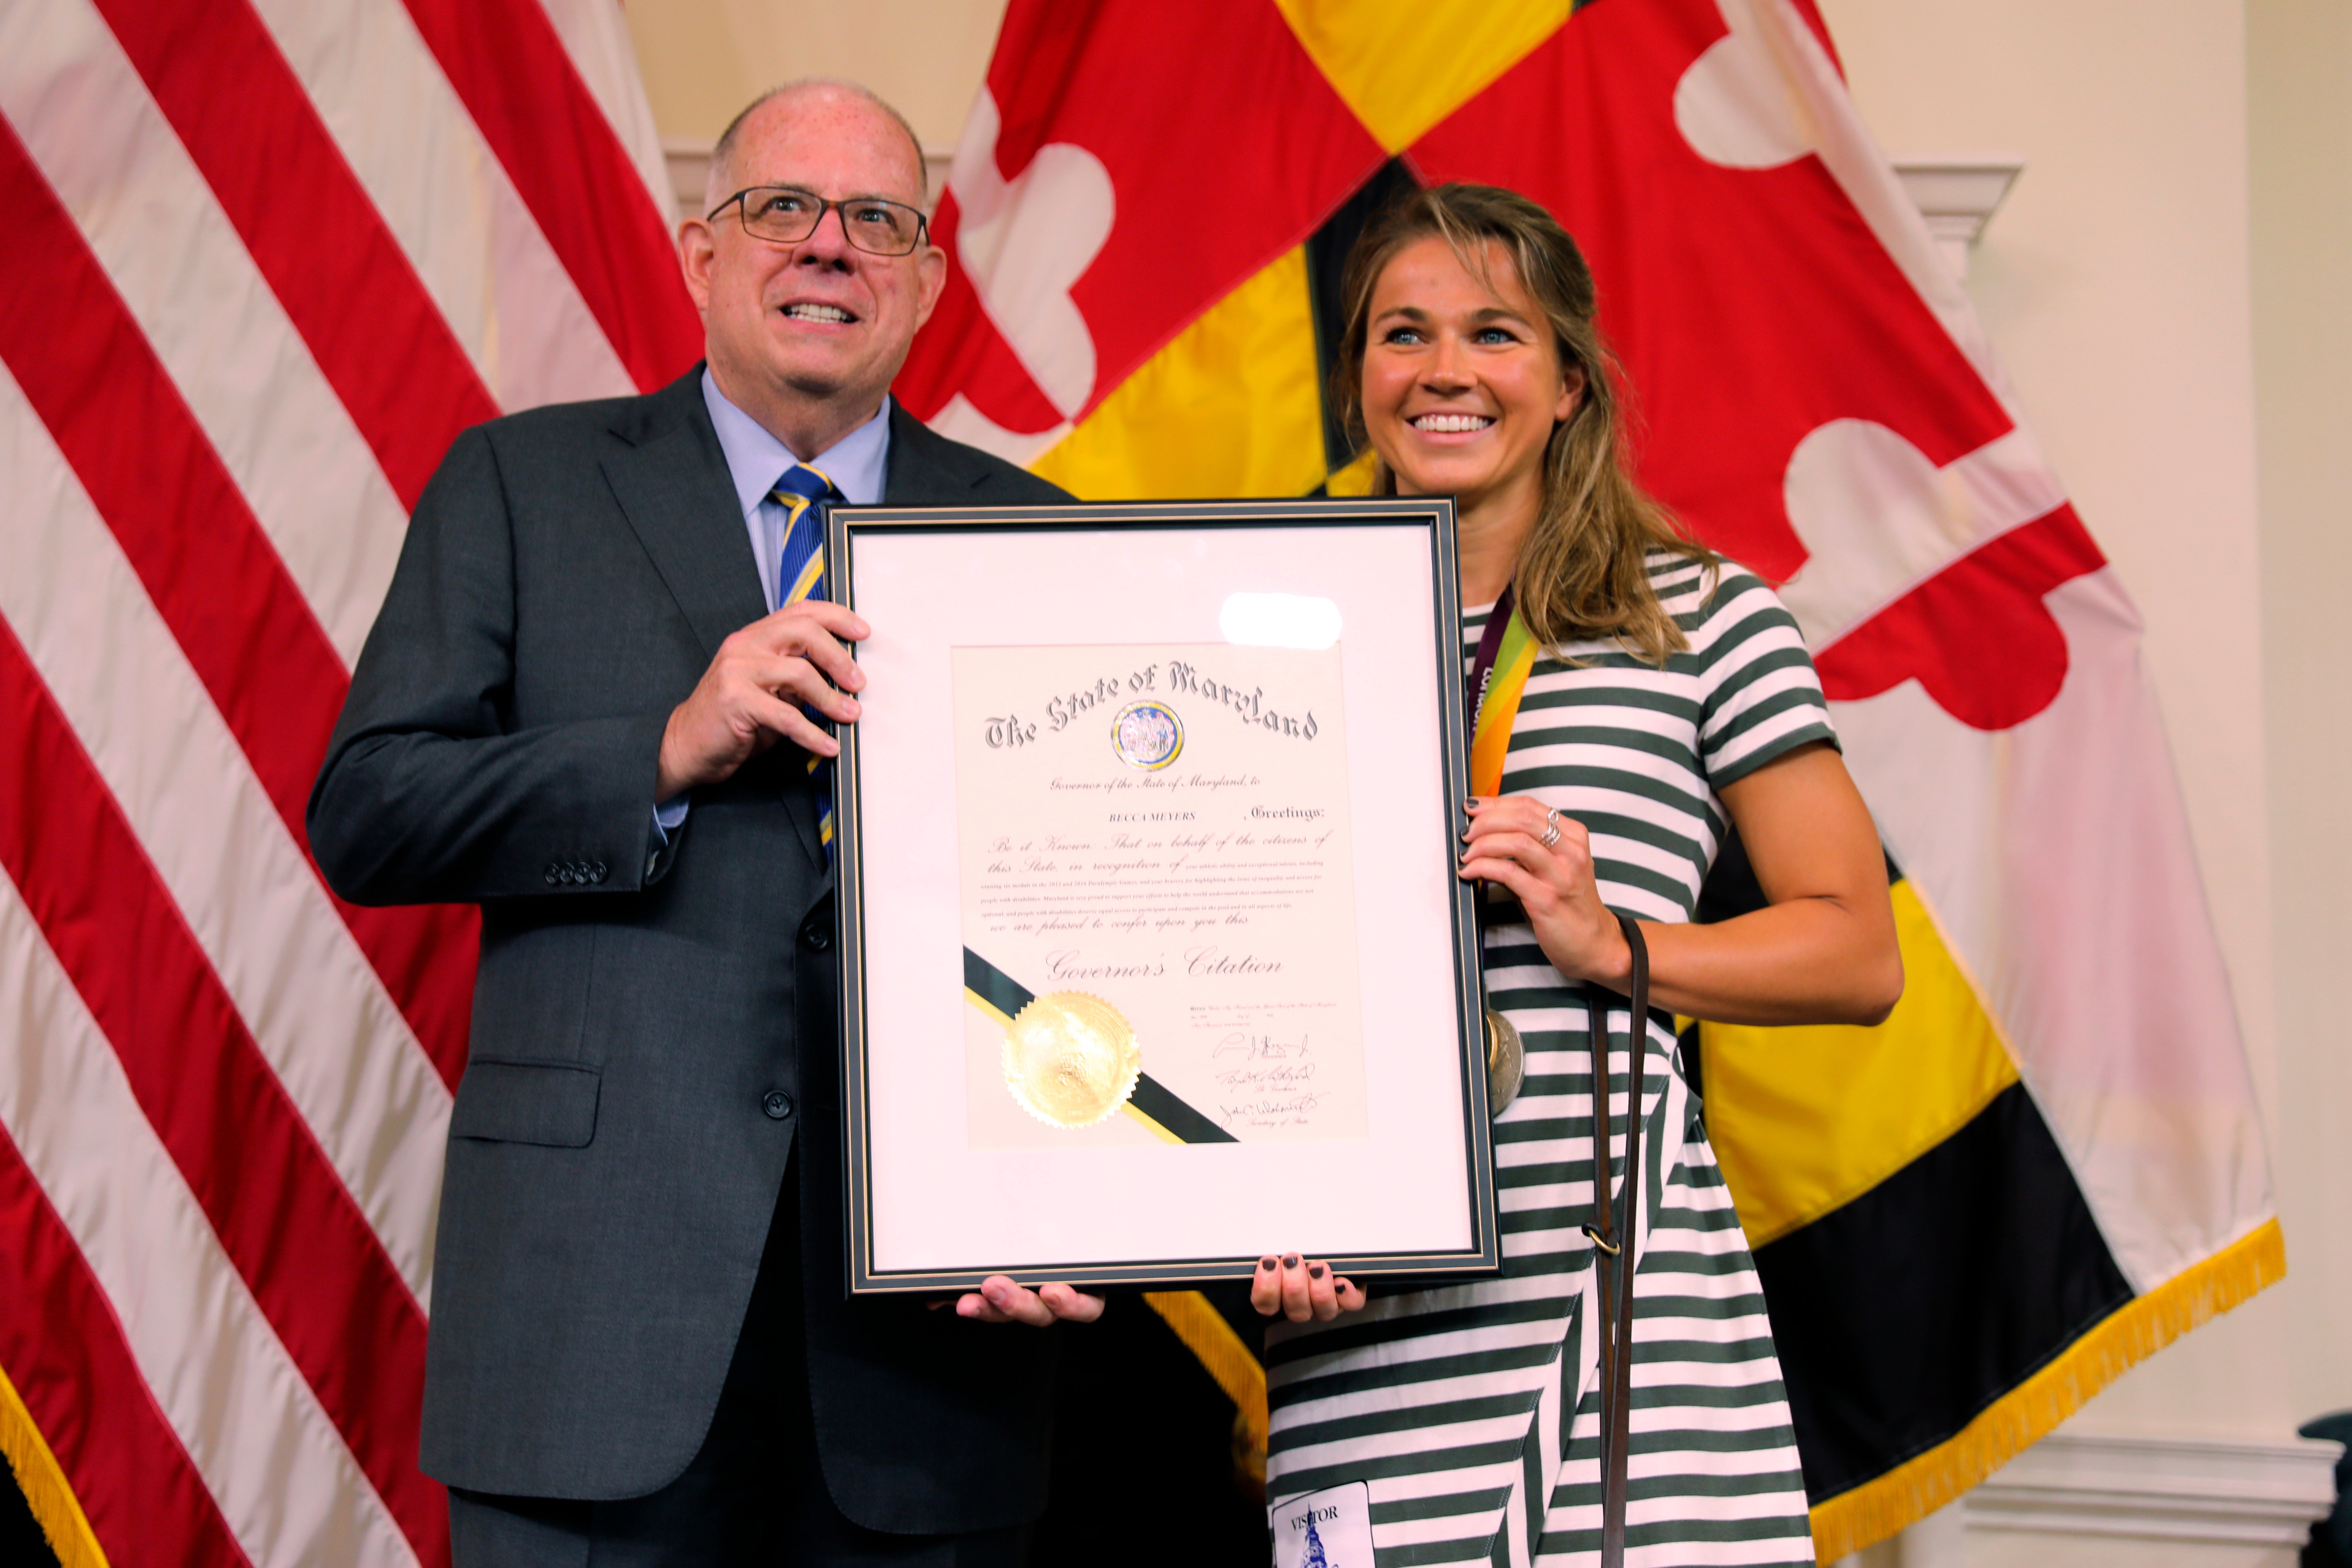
[771,463,834,609]
[770,463,839,860]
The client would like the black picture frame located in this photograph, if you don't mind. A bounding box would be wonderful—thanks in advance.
[829,498,1496,1294]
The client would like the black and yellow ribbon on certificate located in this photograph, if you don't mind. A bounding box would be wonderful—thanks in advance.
[961,949,1237,1145]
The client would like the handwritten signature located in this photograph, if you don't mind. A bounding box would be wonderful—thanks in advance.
[1213,1062,1319,1092]
[1210,1031,1311,1060]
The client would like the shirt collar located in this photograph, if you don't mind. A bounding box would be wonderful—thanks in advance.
[700,367,892,512]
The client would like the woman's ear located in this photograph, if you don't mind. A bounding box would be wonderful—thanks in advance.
[1556,361,1588,424]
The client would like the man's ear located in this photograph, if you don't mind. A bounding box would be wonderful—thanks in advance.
[678,219,716,314]
[911,243,947,331]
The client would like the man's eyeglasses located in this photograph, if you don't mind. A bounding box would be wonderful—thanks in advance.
[708,186,929,257]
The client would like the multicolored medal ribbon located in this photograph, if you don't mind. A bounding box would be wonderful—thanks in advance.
[1466,589,1538,1110]
[1467,590,1537,801]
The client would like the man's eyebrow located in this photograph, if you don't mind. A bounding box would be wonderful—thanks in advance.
[751,183,913,204]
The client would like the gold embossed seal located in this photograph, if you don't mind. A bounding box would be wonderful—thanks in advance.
[1002,991,1142,1128]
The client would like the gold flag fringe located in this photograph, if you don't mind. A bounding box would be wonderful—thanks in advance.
[1144,1289,1270,1495]
[0,1358,108,1568]
[1809,1217,2287,1562]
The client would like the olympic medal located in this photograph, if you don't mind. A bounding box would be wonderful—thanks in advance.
[1485,1007,1525,1114]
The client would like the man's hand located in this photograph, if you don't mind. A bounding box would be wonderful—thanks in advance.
[656,601,869,798]
[952,1275,1105,1327]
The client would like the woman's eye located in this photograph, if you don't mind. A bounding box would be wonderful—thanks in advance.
[1384,327,1425,345]
[1474,327,1517,344]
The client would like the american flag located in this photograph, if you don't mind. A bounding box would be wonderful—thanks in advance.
[0,1,697,1562]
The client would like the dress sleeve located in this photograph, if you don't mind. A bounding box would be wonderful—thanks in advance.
[1692,562,1840,788]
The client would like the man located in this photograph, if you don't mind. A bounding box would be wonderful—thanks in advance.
[309,80,1098,1564]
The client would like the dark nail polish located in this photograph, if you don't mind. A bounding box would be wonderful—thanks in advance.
[1283,1254,1300,1269]
[1309,1264,1325,1280]
[1260,1256,1277,1271]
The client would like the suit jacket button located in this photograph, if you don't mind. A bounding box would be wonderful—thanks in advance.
[544,866,560,884]
[799,919,831,952]
[590,861,607,883]
[762,1090,794,1120]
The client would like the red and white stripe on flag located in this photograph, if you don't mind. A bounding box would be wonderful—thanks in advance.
[0,0,699,1562]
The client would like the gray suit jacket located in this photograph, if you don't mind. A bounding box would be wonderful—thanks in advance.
[309,368,1072,1525]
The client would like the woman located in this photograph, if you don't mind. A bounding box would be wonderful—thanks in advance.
[1250,184,1902,1564]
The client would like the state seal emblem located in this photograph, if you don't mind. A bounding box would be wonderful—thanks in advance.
[1111,699,1183,770]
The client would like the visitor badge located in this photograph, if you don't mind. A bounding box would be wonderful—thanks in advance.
[1272,1480,1374,1568]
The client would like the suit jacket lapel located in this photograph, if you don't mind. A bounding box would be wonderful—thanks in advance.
[603,371,832,875]
[882,401,992,504]
[601,372,768,662]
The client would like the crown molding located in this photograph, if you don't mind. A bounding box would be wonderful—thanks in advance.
[1831,1432,2344,1567]
[1889,156,2026,280]
[1968,1431,2342,1546]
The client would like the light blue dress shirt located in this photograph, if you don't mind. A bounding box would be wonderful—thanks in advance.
[699,368,892,608]
[653,373,893,841]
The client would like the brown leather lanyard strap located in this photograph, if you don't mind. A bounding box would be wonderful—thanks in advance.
[1581,912,1649,1568]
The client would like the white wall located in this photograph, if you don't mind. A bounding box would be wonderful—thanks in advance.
[623,1,2352,1558]
[2245,0,2352,1437]
[622,0,1006,149]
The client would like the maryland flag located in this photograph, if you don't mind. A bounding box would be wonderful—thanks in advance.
[899,0,2284,1559]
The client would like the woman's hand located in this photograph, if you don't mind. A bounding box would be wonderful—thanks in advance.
[1458,746,1902,1026]
[1250,1253,1368,1322]
[1459,795,1631,987]
[951,1276,1105,1326]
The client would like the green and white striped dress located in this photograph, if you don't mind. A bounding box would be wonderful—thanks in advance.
[1265,552,1832,1567]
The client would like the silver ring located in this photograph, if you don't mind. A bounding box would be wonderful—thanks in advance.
[1539,812,1562,850]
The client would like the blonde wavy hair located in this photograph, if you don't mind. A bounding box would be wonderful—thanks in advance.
[1334,183,1711,664]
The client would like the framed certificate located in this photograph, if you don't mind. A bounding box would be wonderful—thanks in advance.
[829,498,1498,1293]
